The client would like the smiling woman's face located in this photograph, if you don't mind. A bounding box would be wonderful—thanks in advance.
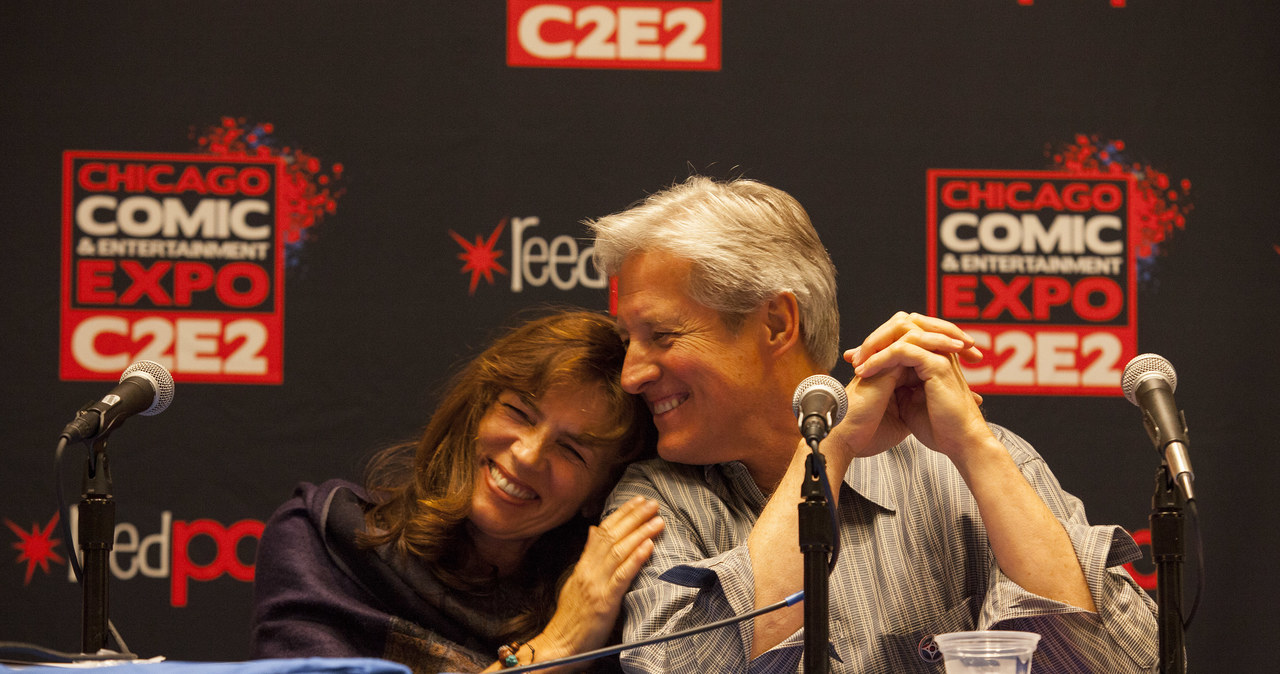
[467,382,620,557]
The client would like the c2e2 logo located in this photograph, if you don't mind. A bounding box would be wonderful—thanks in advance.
[507,0,721,70]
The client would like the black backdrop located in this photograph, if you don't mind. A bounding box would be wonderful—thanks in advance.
[3,1,1277,670]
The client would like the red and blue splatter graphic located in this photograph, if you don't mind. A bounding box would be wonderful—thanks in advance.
[1047,134,1192,286]
[191,117,344,267]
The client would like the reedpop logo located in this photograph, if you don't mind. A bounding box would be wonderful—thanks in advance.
[5,508,262,607]
[450,216,607,295]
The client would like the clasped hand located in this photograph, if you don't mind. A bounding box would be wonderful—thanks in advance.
[827,312,990,463]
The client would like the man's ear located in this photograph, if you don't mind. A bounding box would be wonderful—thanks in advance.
[762,292,803,357]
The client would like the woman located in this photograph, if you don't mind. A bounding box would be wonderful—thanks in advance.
[251,310,664,673]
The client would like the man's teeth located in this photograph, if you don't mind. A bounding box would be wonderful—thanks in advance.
[489,463,537,500]
[652,396,685,415]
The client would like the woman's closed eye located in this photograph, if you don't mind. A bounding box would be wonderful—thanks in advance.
[502,400,535,424]
[557,440,587,465]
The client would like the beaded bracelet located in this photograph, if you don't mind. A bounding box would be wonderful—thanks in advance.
[498,641,535,668]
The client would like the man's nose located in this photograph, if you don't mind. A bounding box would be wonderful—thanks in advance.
[621,344,659,394]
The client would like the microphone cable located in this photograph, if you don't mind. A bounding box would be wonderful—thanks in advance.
[805,435,841,574]
[1184,499,1203,630]
[498,591,805,673]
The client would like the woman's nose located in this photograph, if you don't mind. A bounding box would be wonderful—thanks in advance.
[510,429,550,467]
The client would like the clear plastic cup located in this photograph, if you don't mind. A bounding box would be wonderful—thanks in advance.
[933,630,1041,674]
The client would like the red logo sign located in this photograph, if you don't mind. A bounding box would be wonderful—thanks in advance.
[450,218,510,295]
[61,151,285,384]
[927,169,1138,396]
[5,514,65,585]
[6,508,263,607]
[507,0,721,71]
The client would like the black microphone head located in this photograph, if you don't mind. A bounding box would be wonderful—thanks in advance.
[1121,353,1177,406]
[121,360,175,416]
[791,374,849,425]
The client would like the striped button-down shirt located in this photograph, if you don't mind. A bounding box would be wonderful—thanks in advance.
[605,424,1158,673]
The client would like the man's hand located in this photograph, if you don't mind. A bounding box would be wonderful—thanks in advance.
[841,312,1098,613]
[842,312,989,462]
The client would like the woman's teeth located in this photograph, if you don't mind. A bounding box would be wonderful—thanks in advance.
[489,462,537,500]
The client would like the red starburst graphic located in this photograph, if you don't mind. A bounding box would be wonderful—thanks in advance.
[449,219,510,295]
[6,513,66,585]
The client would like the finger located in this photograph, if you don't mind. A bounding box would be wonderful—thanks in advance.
[903,313,976,344]
[596,496,659,538]
[567,537,657,628]
[591,534,659,603]
[909,315,982,363]
[571,522,662,601]
[850,311,917,366]
[854,332,967,379]
[610,537,656,589]
[582,507,663,567]
[851,312,976,367]
[598,512,664,572]
[853,332,982,367]
[949,351,983,406]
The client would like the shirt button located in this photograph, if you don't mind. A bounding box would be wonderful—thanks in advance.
[918,634,944,663]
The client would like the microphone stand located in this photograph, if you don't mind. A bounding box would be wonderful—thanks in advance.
[799,445,831,674]
[1150,463,1186,674]
[79,435,116,654]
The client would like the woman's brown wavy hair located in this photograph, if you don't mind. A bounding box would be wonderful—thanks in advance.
[360,309,653,643]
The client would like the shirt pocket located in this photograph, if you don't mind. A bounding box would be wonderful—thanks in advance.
[878,597,976,673]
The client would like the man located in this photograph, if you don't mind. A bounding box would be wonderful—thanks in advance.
[589,176,1158,672]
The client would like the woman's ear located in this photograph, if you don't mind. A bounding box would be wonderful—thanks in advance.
[762,291,803,356]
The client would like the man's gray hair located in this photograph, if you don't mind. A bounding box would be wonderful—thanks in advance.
[588,176,840,370]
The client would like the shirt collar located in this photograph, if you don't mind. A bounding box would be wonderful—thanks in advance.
[844,453,898,513]
[703,453,898,514]
[703,460,769,510]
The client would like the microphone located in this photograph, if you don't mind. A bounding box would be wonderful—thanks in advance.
[1121,353,1194,501]
[792,374,848,444]
[60,360,175,443]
